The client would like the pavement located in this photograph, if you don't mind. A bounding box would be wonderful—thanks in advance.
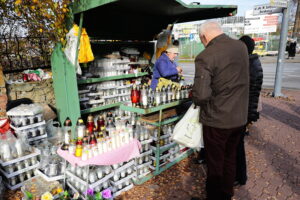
[180,54,300,90]
[117,89,300,200]
[259,54,300,64]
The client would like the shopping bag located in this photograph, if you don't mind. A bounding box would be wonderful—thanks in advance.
[172,104,204,148]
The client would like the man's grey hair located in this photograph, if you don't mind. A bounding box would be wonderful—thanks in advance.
[199,21,223,36]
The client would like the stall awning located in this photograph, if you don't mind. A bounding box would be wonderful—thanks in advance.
[71,0,237,41]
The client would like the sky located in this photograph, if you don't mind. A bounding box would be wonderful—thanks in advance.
[182,0,270,16]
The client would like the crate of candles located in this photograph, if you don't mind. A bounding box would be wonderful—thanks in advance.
[168,145,190,163]
[66,164,113,194]
[21,176,64,200]
[7,104,47,143]
[36,158,65,182]
[112,182,134,198]
[110,160,136,198]
[134,153,152,179]
[0,136,40,189]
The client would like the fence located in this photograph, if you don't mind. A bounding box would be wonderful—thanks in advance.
[0,36,52,73]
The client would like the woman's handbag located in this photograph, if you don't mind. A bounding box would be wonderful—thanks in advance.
[172,104,204,148]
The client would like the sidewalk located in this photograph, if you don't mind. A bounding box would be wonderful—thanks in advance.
[116,89,300,200]
[260,54,300,64]
[179,54,300,64]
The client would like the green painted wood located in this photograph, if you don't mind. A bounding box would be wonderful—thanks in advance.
[161,142,177,153]
[70,0,237,40]
[51,43,81,138]
[81,102,121,114]
[78,72,148,85]
[155,109,163,173]
[71,0,237,16]
[71,0,117,14]
[120,99,191,115]
[140,114,184,127]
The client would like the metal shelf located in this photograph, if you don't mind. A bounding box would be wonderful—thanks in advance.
[120,99,191,114]
[81,102,121,114]
[78,72,148,85]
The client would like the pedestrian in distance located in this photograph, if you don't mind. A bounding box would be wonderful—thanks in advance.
[288,39,297,59]
[192,21,249,200]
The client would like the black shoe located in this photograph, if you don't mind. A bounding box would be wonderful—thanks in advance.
[234,181,246,186]
[193,158,205,164]
[191,197,201,200]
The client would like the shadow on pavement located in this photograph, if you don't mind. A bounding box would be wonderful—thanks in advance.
[248,125,300,196]
[261,103,300,131]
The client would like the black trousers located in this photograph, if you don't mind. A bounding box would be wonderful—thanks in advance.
[203,125,244,200]
[235,131,247,185]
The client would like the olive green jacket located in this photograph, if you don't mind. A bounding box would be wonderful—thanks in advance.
[192,34,249,129]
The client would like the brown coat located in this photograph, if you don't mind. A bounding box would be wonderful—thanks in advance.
[192,34,249,129]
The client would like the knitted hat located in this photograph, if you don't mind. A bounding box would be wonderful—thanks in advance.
[239,35,255,55]
[166,45,179,54]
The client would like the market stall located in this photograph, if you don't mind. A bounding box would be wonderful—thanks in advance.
[50,0,237,199]
[1,0,237,199]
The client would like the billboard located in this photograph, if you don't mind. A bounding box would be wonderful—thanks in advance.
[244,10,280,34]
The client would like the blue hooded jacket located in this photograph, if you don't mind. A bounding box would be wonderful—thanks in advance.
[150,53,178,89]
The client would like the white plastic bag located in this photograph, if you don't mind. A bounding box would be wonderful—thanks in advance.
[64,25,81,75]
[172,104,204,149]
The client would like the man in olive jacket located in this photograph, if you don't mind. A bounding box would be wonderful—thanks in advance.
[192,21,249,200]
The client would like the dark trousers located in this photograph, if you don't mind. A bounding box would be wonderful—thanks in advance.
[203,125,244,200]
[235,131,247,185]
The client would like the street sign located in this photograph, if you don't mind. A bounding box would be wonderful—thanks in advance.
[244,10,280,34]
[269,0,288,8]
[189,33,194,41]
[253,4,282,15]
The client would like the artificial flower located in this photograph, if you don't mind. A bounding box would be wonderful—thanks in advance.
[41,192,53,200]
[102,189,112,199]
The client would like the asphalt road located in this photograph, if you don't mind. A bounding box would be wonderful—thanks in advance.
[181,60,300,90]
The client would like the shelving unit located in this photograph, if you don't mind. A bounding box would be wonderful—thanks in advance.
[120,99,193,185]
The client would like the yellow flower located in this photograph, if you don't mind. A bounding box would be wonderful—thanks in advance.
[56,187,63,194]
[39,28,43,33]
[41,192,53,200]
[33,0,38,3]
[15,0,22,5]
[31,6,35,10]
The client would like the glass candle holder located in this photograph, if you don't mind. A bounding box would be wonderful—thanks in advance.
[96,168,103,179]
[89,171,97,183]
[120,170,126,178]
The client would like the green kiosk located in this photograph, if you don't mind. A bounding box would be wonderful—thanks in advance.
[51,0,237,190]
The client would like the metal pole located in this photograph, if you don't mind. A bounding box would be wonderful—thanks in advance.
[273,1,290,97]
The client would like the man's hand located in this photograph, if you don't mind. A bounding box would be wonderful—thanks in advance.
[176,66,183,73]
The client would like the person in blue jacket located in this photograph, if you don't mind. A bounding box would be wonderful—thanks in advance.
[150,45,182,90]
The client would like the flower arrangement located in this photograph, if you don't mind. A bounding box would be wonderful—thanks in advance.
[59,188,112,200]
